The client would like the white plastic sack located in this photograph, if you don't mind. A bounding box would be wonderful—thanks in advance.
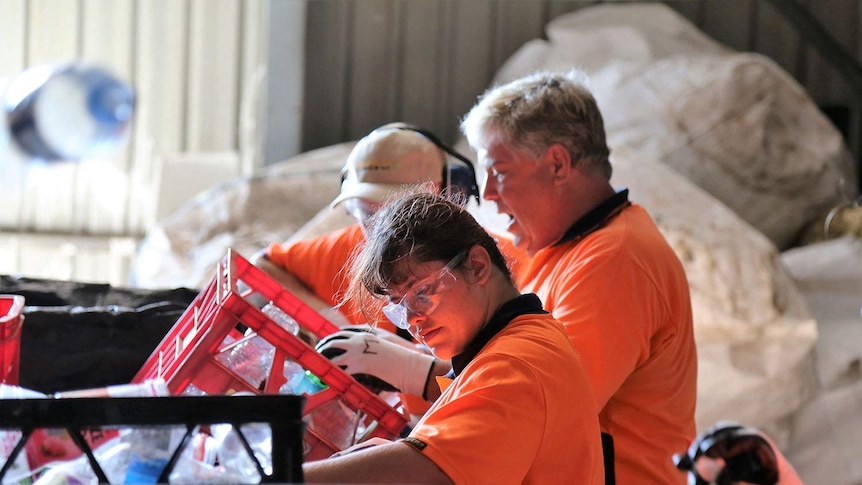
[488,3,857,251]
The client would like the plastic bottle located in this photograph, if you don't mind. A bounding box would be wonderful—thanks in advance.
[261,302,300,335]
[210,303,300,392]
[1,61,135,161]
[279,361,362,453]
[279,360,325,395]
[211,422,272,483]
[123,426,186,484]
[214,331,275,390]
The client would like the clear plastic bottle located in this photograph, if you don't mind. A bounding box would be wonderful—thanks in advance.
[279,361,362,453]
[261,302,300,335]
[53,378,169,399]
[2,61,135,161]
[214,332,275,390]
[211,422,272,483]
[279,360,325,395]
[123,426,186,484]
[210,303,300,392]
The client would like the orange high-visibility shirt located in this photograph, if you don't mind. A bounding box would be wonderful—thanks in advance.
[409,295,604,484]
[514,200,698,484]
[265,223,397,332]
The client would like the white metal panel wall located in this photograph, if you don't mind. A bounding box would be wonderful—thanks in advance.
[0,0,271,285]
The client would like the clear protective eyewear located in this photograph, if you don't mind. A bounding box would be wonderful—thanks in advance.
[343,198,382,227]
[382,251,467,330]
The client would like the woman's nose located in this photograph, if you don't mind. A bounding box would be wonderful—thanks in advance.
[406,311,425,335]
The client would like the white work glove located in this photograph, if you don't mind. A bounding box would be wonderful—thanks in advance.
[339,325,421,351]
[316,328,435,398]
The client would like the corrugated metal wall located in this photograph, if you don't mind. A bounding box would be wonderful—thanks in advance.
[301,0,862,158]
[2,0,861,285]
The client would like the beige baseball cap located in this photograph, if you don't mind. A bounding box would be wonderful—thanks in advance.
[330,126,446,208]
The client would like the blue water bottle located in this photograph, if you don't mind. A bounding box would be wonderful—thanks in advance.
[2,61,135,162]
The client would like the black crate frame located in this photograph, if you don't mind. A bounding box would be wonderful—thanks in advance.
[0,394,305,484]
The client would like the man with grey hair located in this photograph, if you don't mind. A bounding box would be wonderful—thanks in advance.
[461,69,697,484]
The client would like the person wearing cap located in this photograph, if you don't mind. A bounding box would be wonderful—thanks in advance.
[253,123,451,330]
[303,191,605,485]
[329,125,448,232]
[251,123,460,408]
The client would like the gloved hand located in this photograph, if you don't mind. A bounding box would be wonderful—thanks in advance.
[316,329,435,398]
[338,325,421,351]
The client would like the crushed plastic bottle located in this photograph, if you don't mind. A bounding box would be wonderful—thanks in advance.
[123,426,186,484]
[166,427,243,484]
[214,331,275,390]
[210,422,271,483]
[261,302,299,335]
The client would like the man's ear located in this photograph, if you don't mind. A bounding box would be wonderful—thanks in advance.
[544,143,572,183]
[463,245,492,285]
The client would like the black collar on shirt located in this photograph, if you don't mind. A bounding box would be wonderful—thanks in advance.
[556,188,631,246]
[446,293,548,378]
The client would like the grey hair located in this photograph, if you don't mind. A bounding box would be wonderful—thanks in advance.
[460,69,612,179]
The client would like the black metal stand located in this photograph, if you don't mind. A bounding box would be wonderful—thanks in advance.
[0,394,305,484]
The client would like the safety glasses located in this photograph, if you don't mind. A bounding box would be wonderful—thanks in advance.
[381,251,467,330]
[343,198,383,228]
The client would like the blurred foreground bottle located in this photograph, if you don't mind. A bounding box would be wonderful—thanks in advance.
[1,61,135,162]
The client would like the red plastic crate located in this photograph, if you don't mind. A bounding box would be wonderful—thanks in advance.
[0,295,25,385]
[132,249,409,460]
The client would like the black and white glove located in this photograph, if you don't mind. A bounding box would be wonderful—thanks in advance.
[316,328,435,397]
[338,325,419,350]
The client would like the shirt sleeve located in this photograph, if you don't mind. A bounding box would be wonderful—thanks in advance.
[265,224,367,325]
[264,224,397,331]
[408,355,545,484]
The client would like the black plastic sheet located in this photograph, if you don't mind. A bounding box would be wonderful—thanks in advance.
[0,275,198,394]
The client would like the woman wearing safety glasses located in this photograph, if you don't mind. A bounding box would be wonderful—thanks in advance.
[252,122,478,418]
[305,191,605,484]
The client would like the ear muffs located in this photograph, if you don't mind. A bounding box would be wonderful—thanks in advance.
[372,123,481,205]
